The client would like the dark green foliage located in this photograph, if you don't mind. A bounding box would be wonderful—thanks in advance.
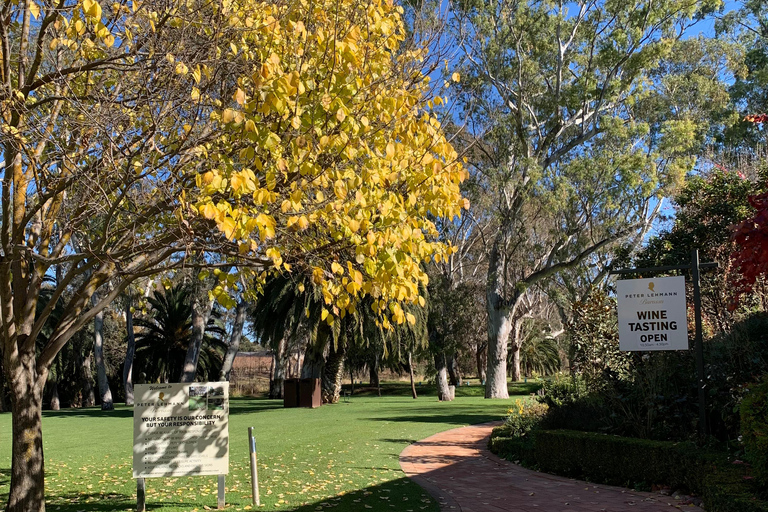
[487,432,536,466]
[569,291,631,386]
[489,429,768,512]
[133,284,226,383]
[741,377,768,490]
[554,273,768,440]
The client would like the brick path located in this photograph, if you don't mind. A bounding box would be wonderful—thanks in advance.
[399,423,704,512]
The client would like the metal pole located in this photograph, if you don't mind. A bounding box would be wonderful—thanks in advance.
[249,427,260,506]
[136,478,146,512]
[217,474,225,509]
[691,249,709,439]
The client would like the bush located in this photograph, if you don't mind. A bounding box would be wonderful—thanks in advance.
[488,429,768,512]
[537,373,589,407]
[488,434,536,466]
[498,400,548,438]
[741,377,768,490]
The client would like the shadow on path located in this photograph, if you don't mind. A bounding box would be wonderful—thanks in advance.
[399,423,705,512]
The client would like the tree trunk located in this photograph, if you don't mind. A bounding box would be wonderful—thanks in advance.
[123,296,136,406]
[49,380,60,411]
[220,300,246,381]
[6,355,46,512]
[269,337,287,399]
[93,301,114,411]
[485,307,512,399]
[0,359,7,413]
[368,355,379,388]
[435,353,453,401]
[509,320,523,382]
[180,291,215,383]
[80,349,95,407]
[301,339,326,379]
[447,353,462,387]
[485,239,512,399]
[321,341,346,404]
[475,343,487,383]
[408,350,417,399]
[510,346,522,382]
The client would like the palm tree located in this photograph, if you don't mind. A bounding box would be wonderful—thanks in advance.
[518,319,562,377]
[133,284,227,383]
[251,273,427,403]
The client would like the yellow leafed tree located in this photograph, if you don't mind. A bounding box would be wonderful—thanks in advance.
[193,0,466,327]
[1,0,463,510]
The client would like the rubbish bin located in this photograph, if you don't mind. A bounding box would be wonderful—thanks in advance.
[284,378,299,408]
[299,378,322,408]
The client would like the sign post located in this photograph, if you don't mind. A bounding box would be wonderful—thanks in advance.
[249,427,260,506]
[611,249,716,439]
[133,382,230,510]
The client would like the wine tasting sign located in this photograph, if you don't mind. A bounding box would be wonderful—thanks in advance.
[617,276,688,351]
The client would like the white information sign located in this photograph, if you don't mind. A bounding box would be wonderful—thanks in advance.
[133,382,229,478]
[617,276,688,351]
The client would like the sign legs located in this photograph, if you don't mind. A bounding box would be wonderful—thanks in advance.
[137,478,146,512]
[217,475,225,509]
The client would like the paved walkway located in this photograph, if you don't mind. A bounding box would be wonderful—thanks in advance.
[399,423,704,512]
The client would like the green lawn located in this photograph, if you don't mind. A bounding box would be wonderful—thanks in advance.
[0,382,537,512]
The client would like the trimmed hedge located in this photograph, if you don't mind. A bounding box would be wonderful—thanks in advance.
[489,429,768,512]
[741,378,768,489]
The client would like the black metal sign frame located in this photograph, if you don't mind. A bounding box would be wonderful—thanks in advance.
[610,249,717,439]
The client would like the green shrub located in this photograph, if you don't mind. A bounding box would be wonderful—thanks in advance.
[741,377,768,490]
[500,400,548,438]
[537,373,589,407]
[489,429,768,512]
[488,434,536,466]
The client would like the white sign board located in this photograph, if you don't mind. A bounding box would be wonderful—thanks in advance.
[617,276,688,351]
[133,382,229,478]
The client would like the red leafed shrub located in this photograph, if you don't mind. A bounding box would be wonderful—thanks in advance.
[745,114,768,124]
[730,114,768,301]
[731,191,768,296]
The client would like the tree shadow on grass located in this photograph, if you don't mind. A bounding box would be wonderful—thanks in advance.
[227,397,285,415]
[368,406,505,427]
[38,397,284,420]
[0,491,180,512]
[290,476,440,512]
[42,407,134,419]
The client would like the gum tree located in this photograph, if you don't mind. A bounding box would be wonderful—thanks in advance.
[450,0,725,397]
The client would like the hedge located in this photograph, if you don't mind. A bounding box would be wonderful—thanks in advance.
[489,429,768,512]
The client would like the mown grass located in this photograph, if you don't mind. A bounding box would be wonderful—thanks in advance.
[0,381,538,512]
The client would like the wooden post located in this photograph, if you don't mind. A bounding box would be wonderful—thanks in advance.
[217,474,225,509]
[137,478,146,512]
[249,426,260,506]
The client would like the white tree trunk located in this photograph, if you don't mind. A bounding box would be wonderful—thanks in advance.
[485,238,511,399]
[220,300,246,381]
[180,292,214,383]
[435,353,454,401]
[93,294,113,410]
[123,296,135,405]
[485,307,512,398]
